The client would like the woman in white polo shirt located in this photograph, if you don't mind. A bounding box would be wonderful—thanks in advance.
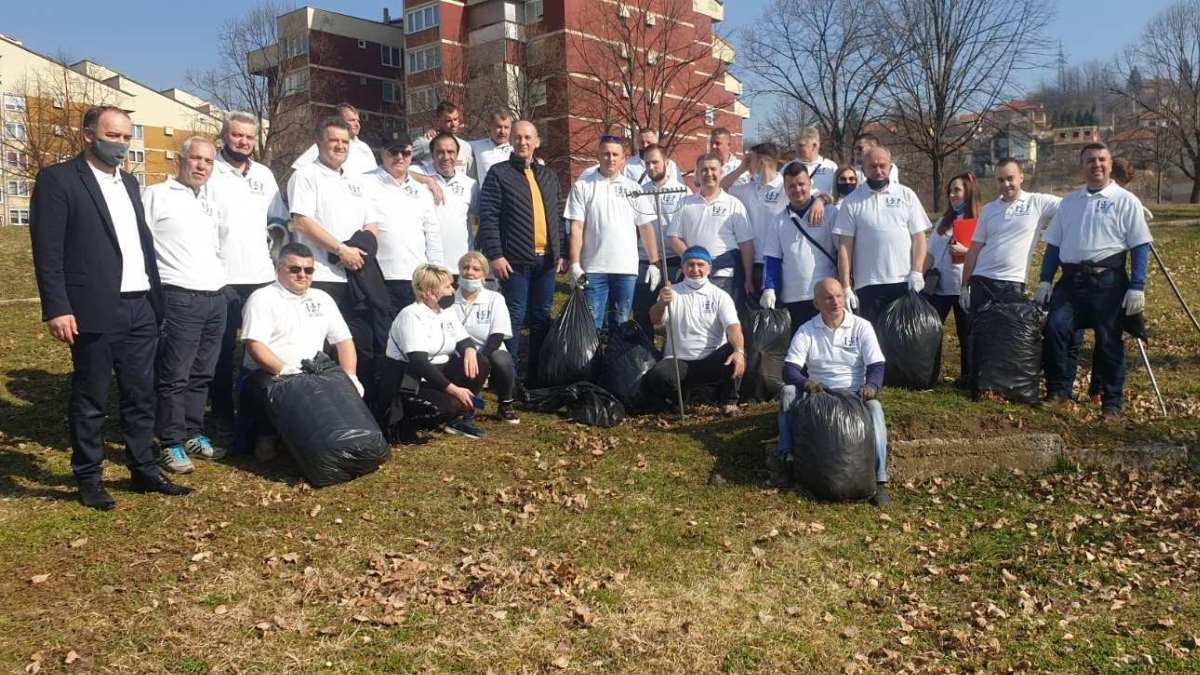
[386,264,490,439]
[454,252,519,425]
[924,173,980,386]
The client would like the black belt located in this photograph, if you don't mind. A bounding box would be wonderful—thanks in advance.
[163,285,223,297]
[119,291,147,299]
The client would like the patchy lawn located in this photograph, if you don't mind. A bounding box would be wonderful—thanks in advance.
[1,224,1199,673]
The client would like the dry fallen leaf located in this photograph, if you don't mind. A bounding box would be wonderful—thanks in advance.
[68,538,87,549]
[213,605,228,615]
[309,504,322,517]
[63,650,80,665]
[551,656,570,669]
[29,574,50,585]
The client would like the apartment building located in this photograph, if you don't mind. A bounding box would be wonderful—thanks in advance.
[0,34,222,225]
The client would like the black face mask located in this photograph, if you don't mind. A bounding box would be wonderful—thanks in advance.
[836,182,855,197]
[223,147,251,163]
[866,177,889,191]
[437,295,455,310]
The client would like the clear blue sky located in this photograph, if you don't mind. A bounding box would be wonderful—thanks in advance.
[0,0,1174,136]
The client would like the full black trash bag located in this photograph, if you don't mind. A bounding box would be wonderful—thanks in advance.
[602,321,658,409]
[969,301,1044,404]
[522,381,626,428]
[538,285,600,387]
[877,291,943,389]
[788,389,876,501]
[739,308,792,401]
[266,352,390,487]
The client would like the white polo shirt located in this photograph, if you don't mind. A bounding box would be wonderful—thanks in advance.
[855,164,901,185]
[564,170,654,275]
[663,280,740,361]
[453,287,512,350]
[469,137,512,185]
[832,182,932,289]
[413,133,474,176]
[360,167,441,282]
[142,177,225,292]
[89,162,150,293]
[730,174,787,263]
[386,302,469,364]
[763,203,839,303]
[721,155,750,187]
[291,138,377,176]
[638,176,689,261]
[207,155,288,285]
[413,164,478,269]
[1043,182,1152,264]
[286,159,373,283]
[667,191,753,278]
[972,191,1061,283]
[927,228,963,296]
[786,311,885,391]
[240,282,352,369]
[783,156,838,196]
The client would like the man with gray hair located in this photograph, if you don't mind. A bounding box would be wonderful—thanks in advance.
[206,111,289,430]
[142,136,227,473]
[292,102,378,175]
[782,126,839,197]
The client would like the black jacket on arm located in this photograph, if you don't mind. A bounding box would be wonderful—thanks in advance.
[476,155,565,266]
[29,154,162,333]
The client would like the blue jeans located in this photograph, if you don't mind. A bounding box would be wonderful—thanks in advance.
[156,288,227,447]
[1043,269,1127,409]
[500,255,558,380]
[583,272,636,332]
[776,384,888,482]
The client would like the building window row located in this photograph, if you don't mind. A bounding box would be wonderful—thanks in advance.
[6,180,29,197]
[407,87,440,113]
[128,149,145,165]
[132,124,144,140]
[382,44,402,68]
[9,208,30,226]
[405,5,440,34]
[407,45,441,74]
[283,68,309,97]
[284,35,309,59]
[3,94,26,112]
[4,122,27,140]
[383,80,400,104]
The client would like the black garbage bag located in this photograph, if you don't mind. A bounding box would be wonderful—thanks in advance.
[969,301,1045,404]
[739,308,792,401]
[602,321,658,409]
[788,389,876,501]
[266,352,390,487]
[538,285,600,387]
[522,382,626,428]
[877,291,943,389]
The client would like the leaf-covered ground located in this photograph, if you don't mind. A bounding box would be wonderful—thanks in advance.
[2,223,1199,673]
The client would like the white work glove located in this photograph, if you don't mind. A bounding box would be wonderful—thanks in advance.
[907,270,925,293]
[348,374,365,397]
[279,363,302,376]
[845,287,860,311]
[1122,289,1146,316]
[644,264,662,290]
[759,288,777,310]
[569,262,585,286]
[958,285,971,312]
[1033,281,1053,306]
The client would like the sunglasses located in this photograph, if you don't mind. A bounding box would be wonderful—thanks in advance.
[286,265,315,276]
[386,146,413,157]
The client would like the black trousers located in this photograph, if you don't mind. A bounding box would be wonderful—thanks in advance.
[633,257,680,338]
[644,343,740,405]
[384,279,414,314]
[413,353,491,427]
[784,300,818,334]
[929,293,969,383]
[211,283,267,421]
[857,282,908,324]
[156,287,227,446]
[233,368,276,454]
[968,276,1026,311]
[68,295,160,483]
[486,349,517,402]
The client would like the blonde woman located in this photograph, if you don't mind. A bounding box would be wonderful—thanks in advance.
[454,252,520,424]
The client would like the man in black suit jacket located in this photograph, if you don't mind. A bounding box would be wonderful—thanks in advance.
[30,105,192,510]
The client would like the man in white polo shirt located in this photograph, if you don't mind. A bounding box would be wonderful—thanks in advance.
[413,133,478,273]
[782,126,839,196]
[624,128,683,184]
[729,142,788,302]
[961,158,1061,311]
[469,109,513,185]
[776,278,890,506]
[413,100,474,176]
[565,135,661,331]
[287,116,379,321]
[632,144,688,334]
[360,136,442,311]
[207,111,289,429]
[853,132,900,185]
[833,145,930,322]
[709,127,748,188]
[235,243,359,459]
[667,153,755,305]
[142,136,227,474]
[1037,142,1153,420]
[643,246,746,414]
[291,103,377,176]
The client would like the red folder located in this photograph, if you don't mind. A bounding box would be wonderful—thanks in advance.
[951,218,977,263]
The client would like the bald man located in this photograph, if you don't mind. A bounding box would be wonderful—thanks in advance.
[775,278,890,507]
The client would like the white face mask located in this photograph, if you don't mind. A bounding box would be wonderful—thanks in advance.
[683,276,708,290]
[459,277,484,294]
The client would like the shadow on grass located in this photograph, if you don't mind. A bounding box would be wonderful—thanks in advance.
[683,405,777,487]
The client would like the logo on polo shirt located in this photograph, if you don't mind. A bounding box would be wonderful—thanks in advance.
[449,183,466,197]
[474,308,492,323]
[348,183,363,197]
[403,184,420,197]
[200,200,216,218]
[710,204,728,216]
[1095,200,1115,214]
[838,335,860,350]
[247,178,265,195]
[885,197,903,207]
[700,296,717,314]
[764,189,781,203]
[303,299,323,317]
[1010,201,1031,216]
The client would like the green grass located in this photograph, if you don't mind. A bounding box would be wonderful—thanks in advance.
[1,225,1200,672]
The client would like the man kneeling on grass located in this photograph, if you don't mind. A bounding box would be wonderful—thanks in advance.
[775,277,891,507]
[234,243,362,461]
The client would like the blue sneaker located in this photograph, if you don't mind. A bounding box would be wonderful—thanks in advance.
[185,435,226,460]
[444,417,487,439]
[159,445,195,474]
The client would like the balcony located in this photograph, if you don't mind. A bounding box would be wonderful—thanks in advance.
[694,0,723,22]
[712,35,734,63]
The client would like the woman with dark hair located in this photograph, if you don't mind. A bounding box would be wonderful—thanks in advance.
[832,165,858,203]
[924,173,980,385]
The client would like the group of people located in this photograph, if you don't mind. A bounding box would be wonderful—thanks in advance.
[29,97,1152,511]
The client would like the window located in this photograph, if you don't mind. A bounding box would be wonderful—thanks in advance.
[646,12,656,25]
[407,45,441,74]
[526,0,544,22]
[619,3,631,18]
[166,150,177,160]
[128,149,145,164]
[52,97,64,109]
[529,81,547,108]
[284,35,309,59]
[406,87,439,113]
[132,125,144,140]
[382,44,402,68]
[282,68,309,96]
[164,126,174,136]
[4,151,28,171]
[382,80,399,104]
[4,123,27,140]
[6,180,30,197]
[3,94,26,112]
[405,5,440,34]
[358,40,368,49]
[9,208,30,225]
[705,106,715,126]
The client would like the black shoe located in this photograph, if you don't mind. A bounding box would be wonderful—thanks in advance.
[444,417,487,439]
[498,401,521,425]
[1102,407,1126,423]
[1039,393,1071,411]
[129,474,193,496]
[79,483,116,511]
[869,483,891,508]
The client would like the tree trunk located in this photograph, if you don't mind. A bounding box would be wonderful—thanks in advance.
[930,156,944,212]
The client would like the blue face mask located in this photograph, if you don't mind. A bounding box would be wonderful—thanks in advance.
[836,182,855,197]
[952,202,966,216]
[92,139,129,167]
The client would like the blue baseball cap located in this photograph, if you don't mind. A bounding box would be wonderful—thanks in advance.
[681,246,713,264]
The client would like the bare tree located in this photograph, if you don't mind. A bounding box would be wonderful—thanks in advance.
[884,0,1055,209]
[738,0,897,163]
[755,98,821,153]
[567,0,733,164]
[1118,0,1200,202]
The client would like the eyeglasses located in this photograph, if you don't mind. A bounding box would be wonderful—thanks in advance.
[286,265,315,276]
[386,146,413,157]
